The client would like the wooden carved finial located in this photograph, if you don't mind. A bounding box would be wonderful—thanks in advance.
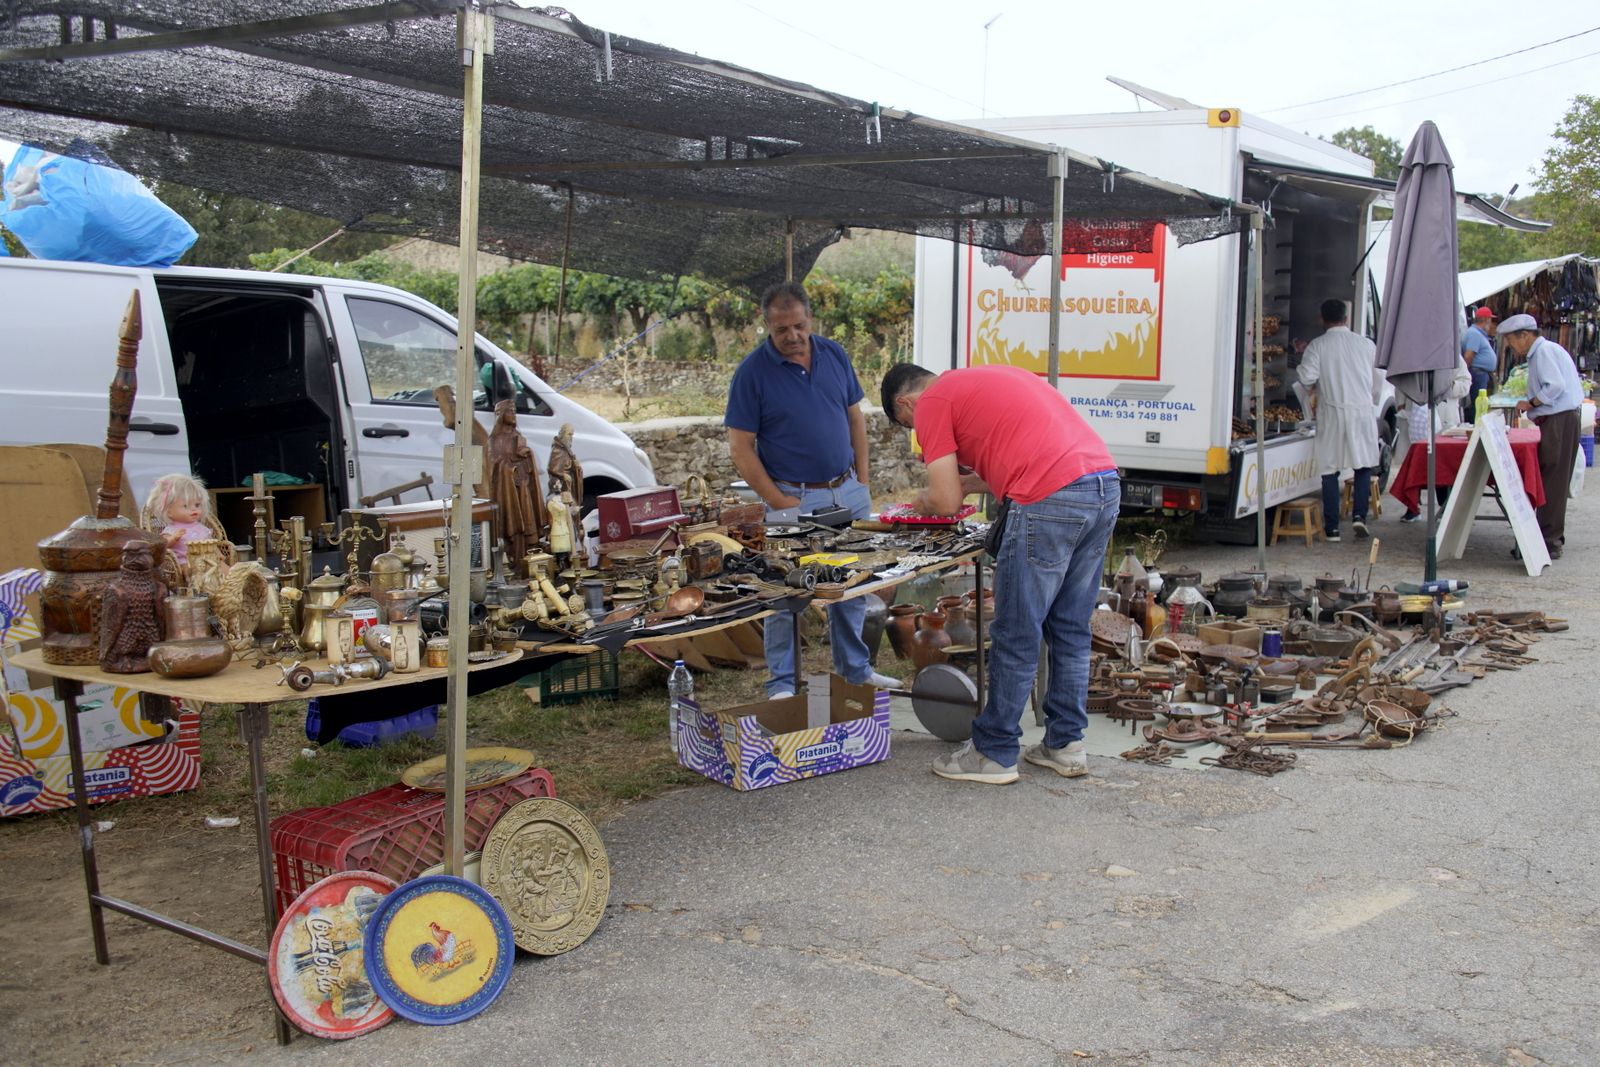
[97,290,143,520]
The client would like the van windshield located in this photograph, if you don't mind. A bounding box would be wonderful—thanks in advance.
[347,297,550,414]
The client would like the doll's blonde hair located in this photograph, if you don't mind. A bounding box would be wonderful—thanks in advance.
[142,473,211,531]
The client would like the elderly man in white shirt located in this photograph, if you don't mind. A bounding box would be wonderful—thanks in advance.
[1297,298,1383,542]
[1503,313,1584,559]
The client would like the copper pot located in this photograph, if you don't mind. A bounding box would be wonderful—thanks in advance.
[147,592,231,679]
[887,604,921,660]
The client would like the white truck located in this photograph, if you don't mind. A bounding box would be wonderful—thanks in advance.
[913,107,1393,537]
[0,259,656,537]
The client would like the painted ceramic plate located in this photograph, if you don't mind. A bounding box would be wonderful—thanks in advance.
[363,875,515,1025]
[268,871,398,1040]
[400,747,535,793]
[481,797,611,956]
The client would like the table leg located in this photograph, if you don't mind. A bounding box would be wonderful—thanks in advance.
[237,702,293,1046]
[973,557,986,720]
[793,605,804,691]
[57,677,109,965]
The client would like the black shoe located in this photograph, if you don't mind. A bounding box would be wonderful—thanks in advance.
[1548,543,1563,560]
[1325,531,1341,543]
[1352,520,1369,539]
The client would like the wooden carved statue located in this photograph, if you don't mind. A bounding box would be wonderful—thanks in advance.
[486,399,545,562]
[431,384,489,498]
[547,422,584,501]
[98,541,167,673]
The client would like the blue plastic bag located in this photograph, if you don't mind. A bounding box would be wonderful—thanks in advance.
[0,142,197,266]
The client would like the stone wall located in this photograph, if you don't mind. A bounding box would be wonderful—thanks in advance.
[620,409,923,498]
[542,357,732,396]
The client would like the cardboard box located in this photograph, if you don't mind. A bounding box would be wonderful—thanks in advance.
[0,704,201,817]
[1197,620,1262,652]
[675,673,891,790]
[6,682,169,760]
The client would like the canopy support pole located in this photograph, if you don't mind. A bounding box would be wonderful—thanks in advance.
[1249,212,1267,573]
[445,3,492,877]
[784,217,795,281]
[1425,369,1438,581]
[1047,151,1064,388]
[553,183,574,360]
[949,220,961,369]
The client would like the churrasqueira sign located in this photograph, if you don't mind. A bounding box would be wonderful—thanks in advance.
[966,220,1166,381]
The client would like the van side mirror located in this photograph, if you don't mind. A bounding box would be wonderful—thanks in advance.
[490,360,517,405]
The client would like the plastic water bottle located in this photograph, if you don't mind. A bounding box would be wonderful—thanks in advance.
[668,660,694,749]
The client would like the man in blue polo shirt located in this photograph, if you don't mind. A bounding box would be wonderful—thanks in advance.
[725,282,898,698]
[1463,306,1498,423]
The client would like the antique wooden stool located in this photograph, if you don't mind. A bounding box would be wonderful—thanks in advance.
[1270,497,1322,546]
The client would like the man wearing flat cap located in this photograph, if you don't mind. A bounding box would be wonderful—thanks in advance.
[1463,306,1498,423]
[1503,313,1583,559]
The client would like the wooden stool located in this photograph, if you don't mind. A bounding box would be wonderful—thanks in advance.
[1271,498,1322,546]
[1340,476,1383,519]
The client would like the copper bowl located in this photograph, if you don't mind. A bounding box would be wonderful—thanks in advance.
[662,586,705,618]
[1197,643,1259,668]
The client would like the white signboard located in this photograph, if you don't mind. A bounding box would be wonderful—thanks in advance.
[1434,413,1549,576]
[1230,433,1322,519]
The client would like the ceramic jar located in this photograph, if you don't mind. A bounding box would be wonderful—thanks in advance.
[943,601,977,648]
[887,604,921,660]
[910,609,953,669]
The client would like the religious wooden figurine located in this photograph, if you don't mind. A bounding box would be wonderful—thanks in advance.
[546,492,572,563]
[547,422,584,500]
[98,541,167,673]
[486,399,544,562]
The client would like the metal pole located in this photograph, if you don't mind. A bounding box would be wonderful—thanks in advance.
[1250,213,1267,573]
[553,183,574,360]
[240,702,293,1045]
[784,217,795,282]
[58,679,108,965]
[1047,151,1064,389]
[446,3,492,877]
[949,219,960,369]
[1425,369,1438,581]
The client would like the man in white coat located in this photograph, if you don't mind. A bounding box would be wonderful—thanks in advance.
[1298,299,1383,542]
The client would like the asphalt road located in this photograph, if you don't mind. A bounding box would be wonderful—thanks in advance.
[258,476,1596,1067]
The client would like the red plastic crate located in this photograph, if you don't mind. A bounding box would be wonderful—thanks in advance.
[269,767,555,913]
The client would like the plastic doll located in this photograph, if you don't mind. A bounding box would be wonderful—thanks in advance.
[143,473,214,567]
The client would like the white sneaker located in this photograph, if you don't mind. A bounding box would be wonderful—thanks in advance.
[769,688,795,700]
[1024,740,1088,778]
[864,671,904,690]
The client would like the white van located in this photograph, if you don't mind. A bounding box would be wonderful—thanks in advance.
[0,259,655,530]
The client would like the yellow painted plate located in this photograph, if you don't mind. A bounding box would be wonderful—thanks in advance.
[362,875,514,1025]
[400,747,534,793]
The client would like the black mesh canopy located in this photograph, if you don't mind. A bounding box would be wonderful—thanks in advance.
[0,1,1237,288]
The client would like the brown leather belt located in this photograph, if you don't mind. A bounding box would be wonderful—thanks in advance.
[787,469,853,490]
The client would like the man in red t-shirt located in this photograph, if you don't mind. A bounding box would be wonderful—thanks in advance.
[881,364,1121,785]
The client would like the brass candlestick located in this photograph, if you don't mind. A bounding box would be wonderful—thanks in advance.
[245,472,275,566]
[321,513,388,580]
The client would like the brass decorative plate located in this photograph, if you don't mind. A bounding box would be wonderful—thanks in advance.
[401,747,534,793]
[481,797,610,956]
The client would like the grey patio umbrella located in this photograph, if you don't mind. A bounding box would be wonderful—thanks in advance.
[1374,121,1461,579]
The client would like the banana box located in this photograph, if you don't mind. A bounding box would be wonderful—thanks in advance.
[0,705,201,817]
[674,673,890,791]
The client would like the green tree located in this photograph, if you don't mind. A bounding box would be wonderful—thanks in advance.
[1329,126,1404,180]
[155,182,392,268]
[1530,94,1600,258]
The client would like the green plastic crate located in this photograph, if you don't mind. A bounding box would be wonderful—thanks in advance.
[539,650,621,705]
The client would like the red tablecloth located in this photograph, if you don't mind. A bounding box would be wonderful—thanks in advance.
[1389,427,1544,511]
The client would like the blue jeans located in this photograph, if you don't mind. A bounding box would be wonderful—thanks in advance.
[763,472,873,696]
[1321,468,1373,535]
[973,471,1120,766]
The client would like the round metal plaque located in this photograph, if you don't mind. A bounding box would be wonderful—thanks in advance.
[401,746,533,793]
[481,797,610,956]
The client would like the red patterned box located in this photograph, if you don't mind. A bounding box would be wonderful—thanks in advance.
[0,702,202,817]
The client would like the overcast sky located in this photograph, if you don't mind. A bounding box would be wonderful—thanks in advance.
[574,0,1599,198]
